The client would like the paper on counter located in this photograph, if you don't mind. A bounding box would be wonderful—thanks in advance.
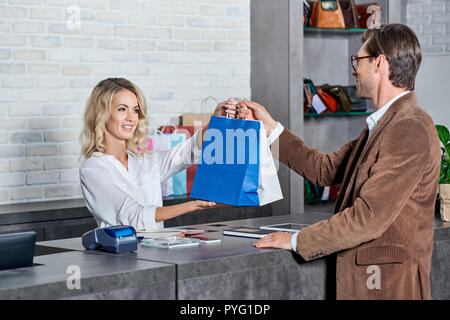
[137,228,205,239]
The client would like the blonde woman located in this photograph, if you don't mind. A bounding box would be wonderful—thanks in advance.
[80,78,237,230]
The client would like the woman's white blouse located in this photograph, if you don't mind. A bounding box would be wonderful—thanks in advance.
[79,131,202,231]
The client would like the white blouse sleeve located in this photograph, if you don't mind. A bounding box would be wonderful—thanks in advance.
[267,122,285,145]
[80,166,160,230]
[157,129,202,182]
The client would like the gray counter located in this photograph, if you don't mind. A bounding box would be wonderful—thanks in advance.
[38,235,328,300]
[3,212,450,300]
[0,250,175,300]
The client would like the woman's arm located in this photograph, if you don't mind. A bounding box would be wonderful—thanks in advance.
[155,200,216,222]
[81,166,219,229]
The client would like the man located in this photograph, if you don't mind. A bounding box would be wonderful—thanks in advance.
[240,24,441,299]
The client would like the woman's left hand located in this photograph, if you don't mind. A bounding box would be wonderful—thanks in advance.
[189,200,217,211]
[189,200,233,211]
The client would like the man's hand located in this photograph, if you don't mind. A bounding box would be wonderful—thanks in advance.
[213,97,240,118]
[238,99,278,136]
[253,231,293,251]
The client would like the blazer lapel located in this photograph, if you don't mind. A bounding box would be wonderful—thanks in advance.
[336,92,413,211]
[335,127,369,213]
[357,92,413,165]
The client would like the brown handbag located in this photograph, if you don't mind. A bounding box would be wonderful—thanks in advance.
[321,84,352,113]
[339,0,359,28]
[311,0,346,29]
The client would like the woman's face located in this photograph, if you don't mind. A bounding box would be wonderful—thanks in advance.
[105,89,140,143]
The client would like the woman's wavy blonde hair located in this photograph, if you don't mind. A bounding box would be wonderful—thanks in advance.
[81,78,149,160]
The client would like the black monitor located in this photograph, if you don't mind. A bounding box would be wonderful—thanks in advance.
[0,231,37,271]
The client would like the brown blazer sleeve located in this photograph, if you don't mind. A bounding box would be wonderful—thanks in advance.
[296,118,433,261]
[277,127,359,187]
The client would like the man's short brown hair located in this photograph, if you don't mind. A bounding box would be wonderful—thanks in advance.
[362,24,422,91]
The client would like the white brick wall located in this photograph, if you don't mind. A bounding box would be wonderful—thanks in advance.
[0,0,251,204]
[407,0,450,55]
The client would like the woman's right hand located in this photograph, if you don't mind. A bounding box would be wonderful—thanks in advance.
[214,97,240,118]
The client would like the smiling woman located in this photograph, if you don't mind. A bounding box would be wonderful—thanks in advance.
[79,78,237,230]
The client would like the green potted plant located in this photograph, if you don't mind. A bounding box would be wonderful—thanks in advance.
[436,124,450,221]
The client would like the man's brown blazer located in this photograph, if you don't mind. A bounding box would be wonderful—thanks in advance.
[278,92,441,299]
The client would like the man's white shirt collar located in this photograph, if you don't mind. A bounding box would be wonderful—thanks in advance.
[366,91,410,137]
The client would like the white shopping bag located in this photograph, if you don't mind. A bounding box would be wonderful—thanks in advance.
[257,123,283,206]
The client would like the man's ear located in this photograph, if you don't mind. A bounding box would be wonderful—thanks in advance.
[375,54,389,74]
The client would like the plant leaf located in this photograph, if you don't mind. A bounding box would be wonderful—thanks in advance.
[436,125,450,183]
[436,125,450,145]
[446,166,450,184]
[445,142,450,162]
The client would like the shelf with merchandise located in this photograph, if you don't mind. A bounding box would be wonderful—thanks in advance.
[304,198,336,204]
[304,111,373,118]
[304,26,367,35]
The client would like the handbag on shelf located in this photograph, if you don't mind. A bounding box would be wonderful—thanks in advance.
[356,3,381,29]
[303,0,314,26]
[339,0,359,28]
[310,0,346,29]
[342,85,367,112]
[320,84,352,113]
[317,87,338,113]
[303,83,314,113]
[304,78,338,113]
[304,78,327,114]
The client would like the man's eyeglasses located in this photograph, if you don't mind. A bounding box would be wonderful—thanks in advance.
[351,55,377,72]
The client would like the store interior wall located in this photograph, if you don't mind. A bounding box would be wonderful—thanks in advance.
[0,0,251,205]
[406,0,450,130]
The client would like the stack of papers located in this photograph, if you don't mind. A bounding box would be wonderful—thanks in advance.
[223,227,274,239]
[137,228,205,240]
[141,237,199,249]
[137,229,183,240]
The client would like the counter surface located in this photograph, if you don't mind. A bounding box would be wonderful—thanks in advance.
[0,251,175,300]
[2,212,449,300]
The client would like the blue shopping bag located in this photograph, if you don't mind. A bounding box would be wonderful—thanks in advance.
[191,116,260,206]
